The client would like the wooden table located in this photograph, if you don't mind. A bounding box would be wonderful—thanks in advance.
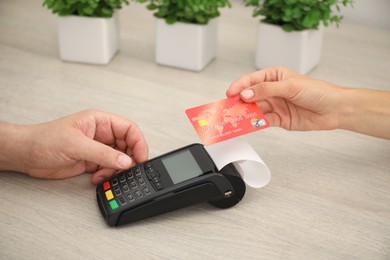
[1,0,389,259]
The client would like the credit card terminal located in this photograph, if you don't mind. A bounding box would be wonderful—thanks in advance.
[96,143,246,226]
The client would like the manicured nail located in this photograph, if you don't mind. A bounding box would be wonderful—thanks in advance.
[241,89,254,100]
[118,154,132,168]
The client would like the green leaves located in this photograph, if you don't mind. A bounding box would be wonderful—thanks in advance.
[242,0,353,32]
[140,0,232,25]
[43,0,351,28]
[303,9,320,28]
[43,0,130,18]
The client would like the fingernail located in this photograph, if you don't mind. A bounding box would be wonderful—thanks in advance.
[241,89,254,100]
[117,154,132,168]
[96,176,104,184]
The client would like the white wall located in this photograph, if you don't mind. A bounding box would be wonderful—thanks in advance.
[341,0,390,30]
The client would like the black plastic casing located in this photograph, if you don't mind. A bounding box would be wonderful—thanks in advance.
[96,144,246,226]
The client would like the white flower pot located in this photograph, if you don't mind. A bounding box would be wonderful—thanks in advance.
[155,19,218,71]
[57,13,119,64]
[255,22,324,74]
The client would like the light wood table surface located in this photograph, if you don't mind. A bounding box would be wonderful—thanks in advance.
[1,0,389,259]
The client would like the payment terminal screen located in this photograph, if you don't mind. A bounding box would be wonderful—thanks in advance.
[161,149,203,184]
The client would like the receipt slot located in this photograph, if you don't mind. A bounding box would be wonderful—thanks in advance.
[96,144,246,226]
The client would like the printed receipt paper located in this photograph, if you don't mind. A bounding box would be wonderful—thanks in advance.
[185,96,271,188]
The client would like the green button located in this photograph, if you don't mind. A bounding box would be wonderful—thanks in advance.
[109,200,119,210]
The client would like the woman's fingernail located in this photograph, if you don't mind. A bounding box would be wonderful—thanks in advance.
[118,154,132,168]
[241,89,254,99]
[96,176,104,184]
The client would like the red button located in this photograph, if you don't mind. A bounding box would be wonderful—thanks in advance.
[103,181,110,191]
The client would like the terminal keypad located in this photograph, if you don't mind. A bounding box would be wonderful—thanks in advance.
[103,163,163,210]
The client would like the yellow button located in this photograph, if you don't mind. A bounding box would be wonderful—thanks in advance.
[105,190,114,201]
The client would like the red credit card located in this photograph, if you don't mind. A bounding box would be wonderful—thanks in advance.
[185,96,269,145]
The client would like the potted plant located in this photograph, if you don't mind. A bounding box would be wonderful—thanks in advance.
[43,0,130,64]
[137,0,232,71]
[243,0,353,74]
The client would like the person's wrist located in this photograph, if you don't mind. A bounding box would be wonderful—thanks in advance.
[334,87,356,131]
[336,88,390,139]
[0,123,31,173]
